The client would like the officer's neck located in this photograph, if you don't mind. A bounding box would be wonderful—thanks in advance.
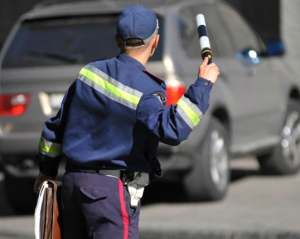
[126,46,154,66]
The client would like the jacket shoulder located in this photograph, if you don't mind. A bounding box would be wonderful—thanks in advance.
[143,70,166,89]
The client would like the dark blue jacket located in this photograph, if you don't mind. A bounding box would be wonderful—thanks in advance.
[38,53,213,181]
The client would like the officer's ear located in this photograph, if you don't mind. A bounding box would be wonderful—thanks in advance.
[149,34,159,57]
[115,34,122,48]
[152,34,160,49]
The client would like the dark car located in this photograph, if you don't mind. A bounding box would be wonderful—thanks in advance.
[1,0,300,213]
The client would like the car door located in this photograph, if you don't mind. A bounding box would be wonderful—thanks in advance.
[215,3,283,152]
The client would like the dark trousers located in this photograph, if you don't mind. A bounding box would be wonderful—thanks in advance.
[61,171,140,239]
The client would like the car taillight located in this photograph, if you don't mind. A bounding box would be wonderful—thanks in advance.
[165,76,186,106]
[165,85,186,106]
[0,93,31,116]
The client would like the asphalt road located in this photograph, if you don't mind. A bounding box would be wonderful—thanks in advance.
[0,157,300,239]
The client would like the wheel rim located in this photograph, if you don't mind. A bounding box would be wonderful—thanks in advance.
[209,129,229,191]
[281,110,300,169]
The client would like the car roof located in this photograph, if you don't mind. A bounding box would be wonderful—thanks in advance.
[21,0,217,20]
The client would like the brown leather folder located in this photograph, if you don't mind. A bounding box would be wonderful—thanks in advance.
[35,180,62,239]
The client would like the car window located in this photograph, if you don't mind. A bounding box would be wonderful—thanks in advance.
[2,15,163,68]
[179,3,234,58]
[217,3,262,53]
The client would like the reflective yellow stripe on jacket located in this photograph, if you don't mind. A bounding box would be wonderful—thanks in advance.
[78,64,203,129]
[39,136,62,158]
[177,95,203,129]
[78,64,143,110]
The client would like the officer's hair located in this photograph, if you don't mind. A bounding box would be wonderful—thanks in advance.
[121,40,150,54]
[124,38,145,46]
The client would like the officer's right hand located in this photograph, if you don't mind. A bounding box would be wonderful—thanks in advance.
[198,57,220,83]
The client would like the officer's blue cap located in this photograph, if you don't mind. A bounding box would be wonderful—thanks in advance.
[117,4,159,46]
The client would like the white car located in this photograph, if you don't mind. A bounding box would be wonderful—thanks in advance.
[1,0,300,213]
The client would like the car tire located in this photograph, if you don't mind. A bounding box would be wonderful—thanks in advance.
[258,99,300,175]
[183,118,230,201]
[4,174,36,214]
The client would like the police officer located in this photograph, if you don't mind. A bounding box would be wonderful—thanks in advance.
[34,4,219,239]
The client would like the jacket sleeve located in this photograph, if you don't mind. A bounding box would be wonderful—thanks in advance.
[137,77,213,146]
[38,82,76,177]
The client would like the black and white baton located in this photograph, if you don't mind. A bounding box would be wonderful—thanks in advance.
[196,14,213,64]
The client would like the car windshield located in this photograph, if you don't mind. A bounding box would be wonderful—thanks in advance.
[2,14,163,68]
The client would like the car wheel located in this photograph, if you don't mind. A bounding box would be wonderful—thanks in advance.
[258,100,300,175]
[183,118,230,201]
[4,174,36,214]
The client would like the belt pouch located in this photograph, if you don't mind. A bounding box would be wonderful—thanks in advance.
[126,172,149,208]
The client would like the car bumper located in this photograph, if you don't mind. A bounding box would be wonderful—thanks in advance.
[0,132,40,154]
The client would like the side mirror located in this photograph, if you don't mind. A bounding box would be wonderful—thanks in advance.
[266,40,285,56]
[239,48,260,65]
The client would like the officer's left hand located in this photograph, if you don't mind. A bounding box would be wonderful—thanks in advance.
[34,172,56,193]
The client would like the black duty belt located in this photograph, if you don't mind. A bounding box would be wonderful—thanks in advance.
[79,169,121,178]
[78,169,134,182]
